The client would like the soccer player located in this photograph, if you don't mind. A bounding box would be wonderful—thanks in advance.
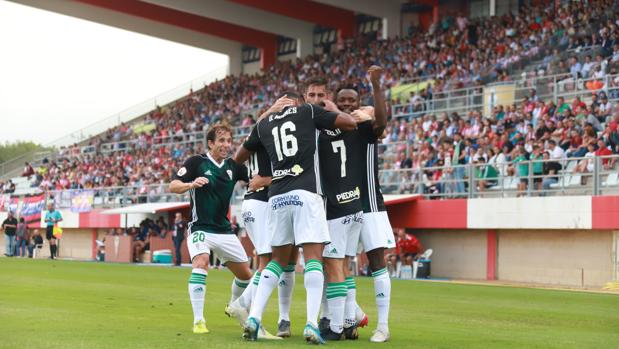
[336,74,393,343]
[303,69,387,340]
[236,91,357,344]
[169,124,255,335]
[227,97,299,338]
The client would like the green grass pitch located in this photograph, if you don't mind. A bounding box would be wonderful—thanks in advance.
[1,258,618,349]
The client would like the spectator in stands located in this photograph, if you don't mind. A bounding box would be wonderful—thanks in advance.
[172,212,186,266]
[595,139,615,169]
[15,217,27,257]
[541,150,562,195]
[2,211,17,257]
[3,180,15,194]
[22,162,34,178]
[475,157,498,193]
[573,143,597,184]
[513,146,530,196]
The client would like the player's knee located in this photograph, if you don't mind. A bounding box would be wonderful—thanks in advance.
[324,258,344,281]
[192,254,209,270]
[366,248,386,271]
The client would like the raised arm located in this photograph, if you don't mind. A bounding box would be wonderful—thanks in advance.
[369,65,387,136]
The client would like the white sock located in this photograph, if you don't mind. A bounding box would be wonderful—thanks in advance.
[355,301,365,321]
[248,262,282,322]
[326,281,347,333]
[344,276,357,328]
[319,276,330,320]
[278,264,295,322]
[304,259,324,328]
[230,277,250,303]
[372,268,391,330]
[236,271,260,309]
[188,268,207,324]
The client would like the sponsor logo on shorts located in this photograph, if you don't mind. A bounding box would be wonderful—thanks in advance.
[341,212,364,225]
[269,107,297,121]
[336,187,361,204]
[376,292,385,298]
[279,280,286,286]
[273,164,304,179]
[271,194,304,210]
[329,247,338,254]
[242,211,255,223]
[194,286,204,292]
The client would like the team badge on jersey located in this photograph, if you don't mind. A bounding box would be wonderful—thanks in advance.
[226,169,233,180]
[177,167,187,176]
[291,164,304,175]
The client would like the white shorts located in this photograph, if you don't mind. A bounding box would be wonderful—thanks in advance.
[323,211,363,259]
[187,231,249,264]
[242,199,272,255]
[268,189,330,247]
[359,211,395,252]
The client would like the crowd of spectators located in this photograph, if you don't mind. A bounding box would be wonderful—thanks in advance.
[1,0,619,199]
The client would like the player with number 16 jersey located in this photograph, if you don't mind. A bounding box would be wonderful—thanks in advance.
[237,92,357,343]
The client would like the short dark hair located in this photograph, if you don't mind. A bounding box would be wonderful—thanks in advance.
[206,124,232,146]
[304,77,328,92]
[335,85,359,97]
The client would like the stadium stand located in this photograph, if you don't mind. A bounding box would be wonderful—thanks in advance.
[1,0,619,205]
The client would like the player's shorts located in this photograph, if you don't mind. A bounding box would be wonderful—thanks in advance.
[241,199,272,255]
[323,211,363,259]
[187,231,248,264]
[359,211,395,252]
[45,226,56,240]
[268,189,330,247]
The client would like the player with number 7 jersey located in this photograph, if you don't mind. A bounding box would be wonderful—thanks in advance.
[237,91,357,344]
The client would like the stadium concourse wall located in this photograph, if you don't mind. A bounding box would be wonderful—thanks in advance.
[0,209,149,260]
[388,196,619,288]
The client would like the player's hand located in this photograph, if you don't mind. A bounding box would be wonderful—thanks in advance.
[266,96,295,115]
[351,109,373,123]
[248,175,271,192]
[191,177,209,189]
[321,99,340,113]
[368,65,383,85]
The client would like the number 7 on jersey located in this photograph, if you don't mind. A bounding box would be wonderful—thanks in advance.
[331,140,346,177]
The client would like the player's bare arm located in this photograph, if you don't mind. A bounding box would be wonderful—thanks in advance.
[233,144,253,165]
[169,177,208,194]
[368,65,387,136]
